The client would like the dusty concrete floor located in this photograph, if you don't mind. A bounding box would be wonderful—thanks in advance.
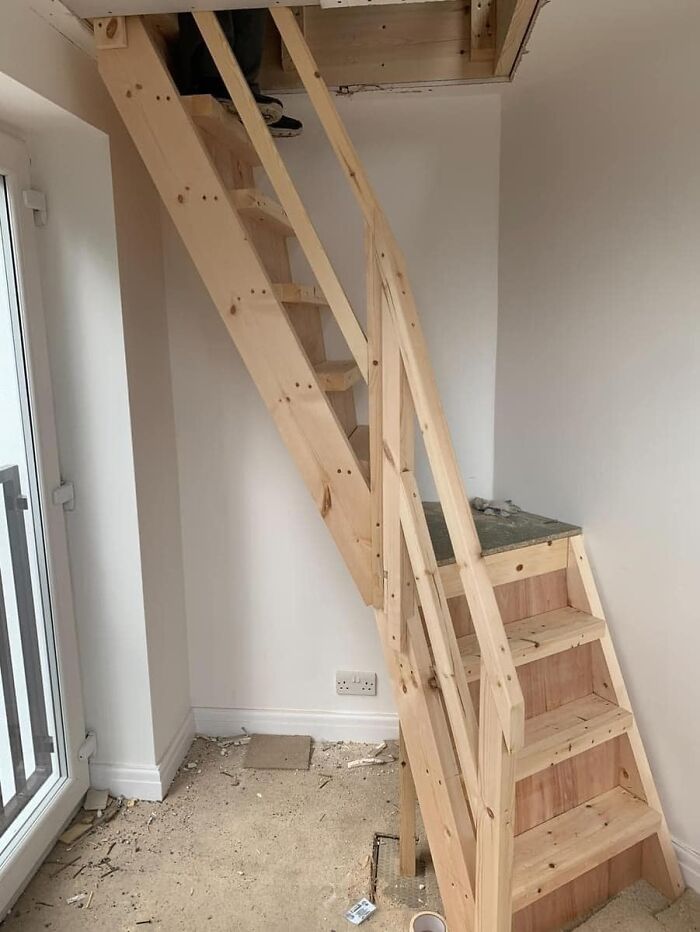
[1,738,439,931]
[571,880,700,931]
[1,737,697,931]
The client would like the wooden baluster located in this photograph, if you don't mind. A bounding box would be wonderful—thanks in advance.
[399,725,417,877]
[475,671,516,932]
[366,225,384,610]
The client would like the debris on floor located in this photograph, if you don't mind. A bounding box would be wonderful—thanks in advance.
[3,737,696,931]
[83,788,109,812]
[345,897,377,925]
[471,496,522,517]
[57,795,123,846]
[243,733,312,771]
[347,756,395,769]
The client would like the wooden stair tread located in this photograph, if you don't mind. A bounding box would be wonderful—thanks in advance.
[315,360,362,392]
[513,786,661,912]
[273,283,328,306]
[517,694,634,781]
[182,95,260,167]
[231,189,294,237]
[458,607,606,682]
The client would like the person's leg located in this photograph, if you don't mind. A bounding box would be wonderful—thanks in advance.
[175,11,230,99]
[174,9,301,135]
[230,9,266,98]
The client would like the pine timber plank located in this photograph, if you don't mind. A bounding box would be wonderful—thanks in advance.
[475,669,516,932]
[512,787,661,912]
[376,609,476,930]
[273,283,329,306]
[517,694,633,781]
[495,0,539,77]
[381,291,407,650]
[97,16,373,604]
[567,536,684,899]
[399,470,480,814]
[271,4,524,750]
[399,726,417,877]
[471,0,496,62]
[513,844,644,932]
[193,11,368,381]
[440,539,570,598]
[315,359,362,392]
[181,94,260,167]
[485,538,570,587]
[366,226,383,608]
[458,608,606,683]
[230,188,294,237]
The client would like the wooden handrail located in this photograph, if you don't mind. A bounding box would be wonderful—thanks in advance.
[193,11,369,381]
[272,5,524,752]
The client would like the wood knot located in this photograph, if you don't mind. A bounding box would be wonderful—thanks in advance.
[486,807,495,819]
[229,303,237,316]
[321,484,332,518]
[106,17,119,38]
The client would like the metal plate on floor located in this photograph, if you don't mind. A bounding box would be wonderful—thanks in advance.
[370,833,442,912]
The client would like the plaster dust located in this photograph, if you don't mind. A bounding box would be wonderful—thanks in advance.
[2,739,698,932]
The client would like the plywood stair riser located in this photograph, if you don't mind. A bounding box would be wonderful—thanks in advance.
[95,19,683,931]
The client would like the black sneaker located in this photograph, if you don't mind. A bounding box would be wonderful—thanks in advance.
[217,94,283,126]
[269,114,303,138]
[255,93,284,125]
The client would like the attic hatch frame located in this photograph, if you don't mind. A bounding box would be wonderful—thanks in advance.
[78,0,544,92]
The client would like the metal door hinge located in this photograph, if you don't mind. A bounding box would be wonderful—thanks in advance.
[22,189,47,227]
[78,732,97,761]
[52,481,75,511]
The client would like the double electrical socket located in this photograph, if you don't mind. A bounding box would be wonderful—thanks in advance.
[336,670,377,696]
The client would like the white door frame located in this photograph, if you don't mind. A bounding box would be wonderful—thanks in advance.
[0,129,88,913]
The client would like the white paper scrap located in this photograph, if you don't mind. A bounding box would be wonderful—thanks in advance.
[345,898,377,925]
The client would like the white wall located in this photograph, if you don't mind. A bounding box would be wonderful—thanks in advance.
[0,1,191,798]
[166,88,501,737]
[496,0,700,876]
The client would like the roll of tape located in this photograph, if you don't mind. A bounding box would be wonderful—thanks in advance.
[409,911,447,932]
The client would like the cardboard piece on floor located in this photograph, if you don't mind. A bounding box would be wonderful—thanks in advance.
[243,734,311,771]
[84,788,109,811]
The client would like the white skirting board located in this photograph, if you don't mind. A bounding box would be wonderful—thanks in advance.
[87,707,399,801]
[193,706,400,744]
[674,838,700,893]
[88,710,195,802]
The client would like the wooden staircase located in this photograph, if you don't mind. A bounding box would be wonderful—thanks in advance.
[94,10,684,930]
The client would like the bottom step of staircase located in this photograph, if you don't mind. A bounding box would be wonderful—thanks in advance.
[513,786,662,912]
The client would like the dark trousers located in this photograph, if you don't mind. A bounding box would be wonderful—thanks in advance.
[175,10,266,99]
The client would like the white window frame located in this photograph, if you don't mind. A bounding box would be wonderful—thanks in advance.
[0,129,88,913]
